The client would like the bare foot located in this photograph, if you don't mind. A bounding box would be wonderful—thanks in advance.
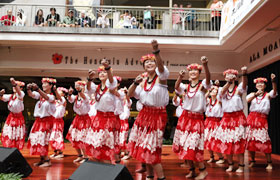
[226,165,234,172]
[185,170,196,179]
[195,170,208,180]
[266,163,273,170]
[207,158,215,163]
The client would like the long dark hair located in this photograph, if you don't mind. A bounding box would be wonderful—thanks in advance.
[37,9,43,21]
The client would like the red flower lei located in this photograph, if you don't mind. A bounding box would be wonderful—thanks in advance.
[186,82,201,99]
[209,98,218,112]
[226,86,237,100]
[144,75,158,92]
[8,94,17,107]
[95,84,108,102]
[255,92,267,104]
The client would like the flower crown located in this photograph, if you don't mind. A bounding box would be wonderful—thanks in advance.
[114,76,122,82]
[97,66,113,72]
[15,81,25,87]
[140,54,156,63]
[186,63,203,71]
[254,77,267,84]
[223,69,238,76]
[42,78,56,84]
[75,80,86,86]
[57,87,69,93]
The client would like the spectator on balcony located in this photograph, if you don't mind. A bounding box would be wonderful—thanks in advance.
[77,10,92,27]
[210,0,223,31]
[143,6,154,29]
[0,10,16,26]
[15,9,26,26]
[130,13,138,29]
[96,12,110,28]
[46,8,61,27]
[120,10,132,29]
[34,9,44,27]
[172,4,182,30]
[60,10,77,27]
[185,3,196,30]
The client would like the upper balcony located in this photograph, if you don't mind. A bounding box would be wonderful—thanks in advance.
[0,3,221,37]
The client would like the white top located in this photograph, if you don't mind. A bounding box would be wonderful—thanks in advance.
[68,94,90,115]
[54,97,66,119]
[87,77,118,112]
[176,79,212,113]
[123,15,131,27]
[218,82,247,113]
[134,66,170,107]
[88,100,97,117]
[205,98,223,118]
[31,91,56,118]
[119,100,131,120]
[136,101,143,111]
[173,96,183,118]
[115,89,126,115]
[2,91,25,113]
[247,90,277,115]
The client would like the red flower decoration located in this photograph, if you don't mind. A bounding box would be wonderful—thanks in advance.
[52,53,63,64]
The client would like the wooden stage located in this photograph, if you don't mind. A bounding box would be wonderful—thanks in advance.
[18,143,280,180]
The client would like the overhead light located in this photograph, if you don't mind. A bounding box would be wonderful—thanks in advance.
[185,51,190,54]
[97,48,102,52]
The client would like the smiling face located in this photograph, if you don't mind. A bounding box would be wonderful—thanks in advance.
[42,82,52,92]
[210,88,218,97]
[225,73,237,82]
[98,70,108,81]
[144,60,156,73]
[188,69,200,80]
[75,84,84,92]
[256,82,266,91]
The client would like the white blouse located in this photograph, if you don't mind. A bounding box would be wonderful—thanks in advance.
[247,90,277,115]
[119,100,131,120]
[2,91,25,113]
[173,96,183,118]
[32,91,56,118]
[68,94,90,115]
[115,89,126,115]
[176,79,212,114]
[218,82,247,113]
[54,97,66,119]
[134,66,170,107]
[136,101,143,111]
[88,100,97,117]
[86,77,118,112]
[205,98,223,118]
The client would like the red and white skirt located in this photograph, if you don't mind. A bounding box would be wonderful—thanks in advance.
[172,110,204,162]
[204,117,221,151]
[49,118,64,151]
[85,111,120,161]
[66,114,90,149]
[128,106,167,164]
[246,112,271,153]
[27,116,54,156]
[213,111,247,154]
[119,119,129,150]
[1,112,25,150]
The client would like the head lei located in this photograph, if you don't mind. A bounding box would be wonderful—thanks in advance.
[75,80,86,86]
[223,69,238,77]
[254,77,267,84]
[42,78,56,84]
[186,63,203,71]
[140,54,156,64]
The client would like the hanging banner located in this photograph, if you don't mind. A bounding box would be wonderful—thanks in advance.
[219,0,263,40]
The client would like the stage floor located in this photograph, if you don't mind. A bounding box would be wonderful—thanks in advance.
[18,143,280,180]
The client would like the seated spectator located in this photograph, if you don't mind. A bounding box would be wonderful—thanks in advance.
[45,8,60,27]
[34,9,44,26]
[130,13,138,29]
[15,9,26,26]
[0,9,16,26]
[60,9,77,27]
[172,4,181,30]
[120,10,131,29]
[96,12,110,28]
[77,10,92,27]
[185,3,196,30]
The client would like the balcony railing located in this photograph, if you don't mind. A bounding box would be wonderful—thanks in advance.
[0,3,222,37]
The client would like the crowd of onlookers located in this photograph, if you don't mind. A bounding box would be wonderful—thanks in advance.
[0,1,223,31]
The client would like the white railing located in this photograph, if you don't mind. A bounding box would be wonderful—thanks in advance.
[0,3,222,35]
